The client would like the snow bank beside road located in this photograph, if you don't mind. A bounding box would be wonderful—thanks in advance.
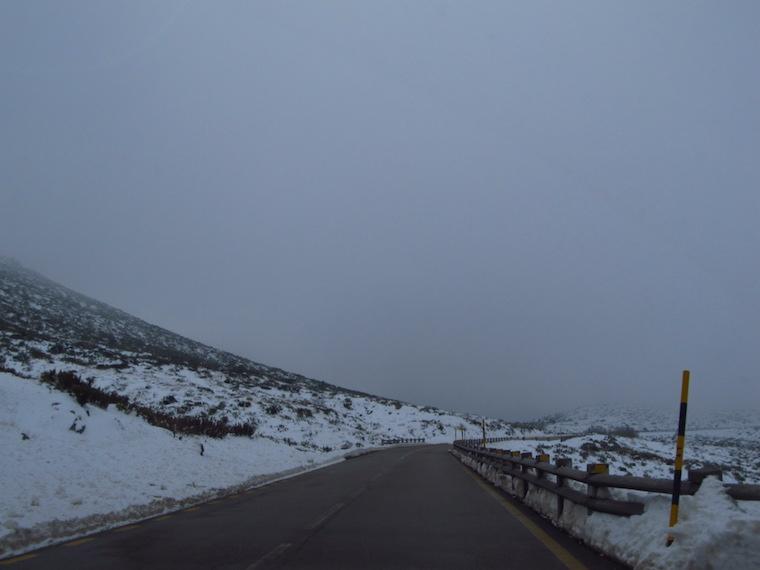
[565,478,760,569]
[0,373,345,557]
[456,449,760,569]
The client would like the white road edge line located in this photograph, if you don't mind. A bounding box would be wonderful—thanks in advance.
[305,502,345,530]
[246,543,292,570]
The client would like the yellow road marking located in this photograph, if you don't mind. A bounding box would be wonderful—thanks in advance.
[185,506,200,512]
[0,554,37,565]
[114,524,140,533]
[64,537,95,547]
[462,466,587,570]
[155,515,173,521]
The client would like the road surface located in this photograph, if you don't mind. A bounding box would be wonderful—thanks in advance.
[2,445,624,569]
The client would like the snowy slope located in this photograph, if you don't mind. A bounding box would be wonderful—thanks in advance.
[494,404,760,484]
[492,429,760,484]
[1,372,344,551]
[518,403,760,434]
[0,257,512,450]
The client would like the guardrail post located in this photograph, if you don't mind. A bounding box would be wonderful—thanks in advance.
[586,463,609,515]
[508,451,520,492]
[521,453,533,498]
[536,453,549,494]
[556,458,572,517]
[688,467,723,486]
[497,449,509,485]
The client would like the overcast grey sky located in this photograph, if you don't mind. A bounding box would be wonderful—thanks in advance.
[2,1,759,419]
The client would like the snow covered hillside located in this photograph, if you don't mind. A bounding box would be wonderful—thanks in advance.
[493,404,760,484]
[521,403,760,434]
[0,257,510,450]
[0,371,347,553]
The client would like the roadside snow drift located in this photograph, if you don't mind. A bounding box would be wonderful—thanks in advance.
[0,372,346,556]
[455,449,760,569]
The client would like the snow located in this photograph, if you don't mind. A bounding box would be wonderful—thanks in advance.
[0,372,348,556]
[533,404,760,434]
[2,336,503,451]
[3,258,759,564]
[0,362,488,557]
[566,478,760,569]
[491,424,760,484]
[456,448,760,569]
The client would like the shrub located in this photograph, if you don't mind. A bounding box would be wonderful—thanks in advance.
[95,361,130,370]
[40,370,255,438]
[608,425,639,438]
[296,407,313,419]
[29,347,50,360]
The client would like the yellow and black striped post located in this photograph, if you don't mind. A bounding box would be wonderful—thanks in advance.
[666,369,690,546]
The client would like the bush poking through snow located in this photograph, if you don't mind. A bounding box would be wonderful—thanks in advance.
[295,408,313,419]
[607,425,639,438]
[40,370,256,438]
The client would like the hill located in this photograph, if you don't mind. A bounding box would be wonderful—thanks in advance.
[0,257,511,450]
[521,403,760,435]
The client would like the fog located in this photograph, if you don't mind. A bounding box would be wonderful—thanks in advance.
[2,1,759,419]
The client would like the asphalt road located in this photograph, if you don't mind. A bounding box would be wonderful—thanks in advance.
[3,445,625,569]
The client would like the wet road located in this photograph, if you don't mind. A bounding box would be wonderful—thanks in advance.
[3,445,624,569]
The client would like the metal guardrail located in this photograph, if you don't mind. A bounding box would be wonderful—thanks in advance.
[476,435,576,442]
[381,438,425,445]
[453,440,760,517]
